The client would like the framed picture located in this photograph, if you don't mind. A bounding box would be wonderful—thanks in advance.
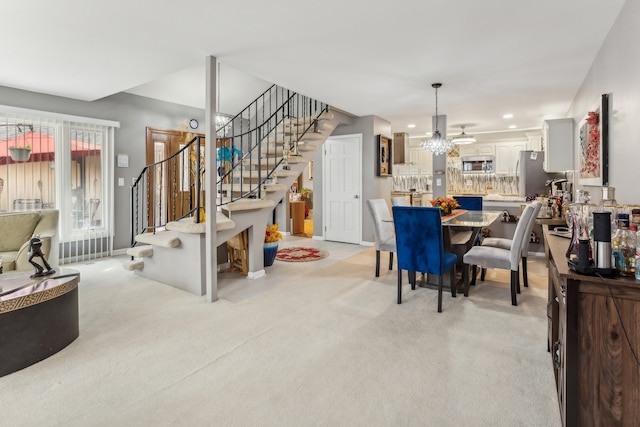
[376,134,392,176]
[578,93,609,186]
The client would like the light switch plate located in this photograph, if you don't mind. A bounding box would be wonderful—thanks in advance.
[118,177,124,186]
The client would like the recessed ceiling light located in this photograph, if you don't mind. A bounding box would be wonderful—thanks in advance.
[508,124,517,129]
[407,124,416,128]
[503,113,514,119]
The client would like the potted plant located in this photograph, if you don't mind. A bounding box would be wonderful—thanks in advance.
[9,145,32,162]
[299,187,312,199]
[264,223,283,266]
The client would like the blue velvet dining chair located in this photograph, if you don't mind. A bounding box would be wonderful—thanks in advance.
[392,206,458,313]
[454,195,483,211]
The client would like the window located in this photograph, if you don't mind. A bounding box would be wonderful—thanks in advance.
[1,106,118,263]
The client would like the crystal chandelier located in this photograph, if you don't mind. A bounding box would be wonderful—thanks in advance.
[421,83,454,155]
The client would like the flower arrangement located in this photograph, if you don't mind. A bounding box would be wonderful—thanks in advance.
[430,197,460,215]
[265,224,283,243]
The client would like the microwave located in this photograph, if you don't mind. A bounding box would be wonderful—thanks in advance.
[461,156,494,173]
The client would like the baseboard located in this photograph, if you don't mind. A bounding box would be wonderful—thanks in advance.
[113,248,128,256]
[361,240,374,247]
[247,269,266,279]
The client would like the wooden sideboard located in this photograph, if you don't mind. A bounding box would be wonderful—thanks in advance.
[546,230,640,426]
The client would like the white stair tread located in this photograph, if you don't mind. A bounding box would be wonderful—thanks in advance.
[225,198,275,212]
[298,132,325,140]
[273,169,298,177]
[297,144,317,151]
[127,245,153,258]
[219,183,286,192]
[166,217,206,234]
[123,259,144,271]
[216,211,236,231]
[135,231,181,248]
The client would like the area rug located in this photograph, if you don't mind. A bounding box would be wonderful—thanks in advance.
[276,247,329,262]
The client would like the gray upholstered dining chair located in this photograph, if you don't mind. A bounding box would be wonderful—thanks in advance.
[461,202,537,306]
[391,196,409,206]
[367,199,396,277]
[480,201,543,288]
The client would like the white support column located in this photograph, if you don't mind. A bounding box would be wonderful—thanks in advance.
[432,114,448,198]
[205,56,218,302]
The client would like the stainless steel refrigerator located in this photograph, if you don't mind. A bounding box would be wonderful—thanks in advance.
[518,151,563,197]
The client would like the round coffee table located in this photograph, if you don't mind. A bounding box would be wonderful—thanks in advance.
[0,269,80,377]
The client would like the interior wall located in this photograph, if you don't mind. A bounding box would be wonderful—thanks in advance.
[567,0,639,205]
[0,85,205,249]
[327,115,392,243]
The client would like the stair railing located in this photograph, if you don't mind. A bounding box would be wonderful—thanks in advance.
[216,86,328,205]
[130,135,203,245]
[130,84,328,247]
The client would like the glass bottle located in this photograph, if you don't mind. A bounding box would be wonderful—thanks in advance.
[635,225,640,280]
[612,214,634,275]
[600,186,618,236]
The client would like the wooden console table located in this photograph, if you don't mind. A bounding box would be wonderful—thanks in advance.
[536,217,568,266]
[0,270,80,377]
[546,229,640,426]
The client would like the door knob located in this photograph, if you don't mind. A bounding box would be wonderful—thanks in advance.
[354,195,359,199]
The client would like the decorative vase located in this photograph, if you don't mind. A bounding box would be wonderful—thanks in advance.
[263,241,279,266]
[441,208,452,216]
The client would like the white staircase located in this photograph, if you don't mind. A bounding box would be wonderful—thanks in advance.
[126,109,339,298]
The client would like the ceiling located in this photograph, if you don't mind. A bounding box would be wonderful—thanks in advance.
[0,0,626,141]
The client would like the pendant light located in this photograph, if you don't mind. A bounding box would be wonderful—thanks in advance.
[452,125,476,145]
[421,83,454,155]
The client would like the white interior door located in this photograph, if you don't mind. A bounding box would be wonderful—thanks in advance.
[323,134,362,244]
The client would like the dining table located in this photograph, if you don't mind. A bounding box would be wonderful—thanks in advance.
[424,209,503,290]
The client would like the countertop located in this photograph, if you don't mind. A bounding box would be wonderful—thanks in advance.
[390,191,526,203]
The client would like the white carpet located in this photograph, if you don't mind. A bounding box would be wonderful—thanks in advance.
[0,236,561,426]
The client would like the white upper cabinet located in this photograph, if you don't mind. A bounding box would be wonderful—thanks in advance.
[494,142,527,175]
[409,147,433,175]
[542,119,573,172]
[459,143,494,157]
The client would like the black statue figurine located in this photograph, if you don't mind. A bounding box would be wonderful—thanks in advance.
[29,236,55,278]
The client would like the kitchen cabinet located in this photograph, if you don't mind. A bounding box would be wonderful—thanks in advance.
[459,143,494,157]
[494,142,526,175]
[543,119,573,172]
[408,147,433,175]
[393,132,407,164]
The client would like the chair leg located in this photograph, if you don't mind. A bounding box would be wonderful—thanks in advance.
[397,268,402,304]
[437,274,443,313]
[450,267,457,298]
[471,265,477,286]
[522,256,528,287]
[375,250,380,277]
[510,270,518,306]
[516,267,521,294]
[389,252,394,271]
[480,267,486,281]
[410,271,416,290]
[463,263,470,297]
